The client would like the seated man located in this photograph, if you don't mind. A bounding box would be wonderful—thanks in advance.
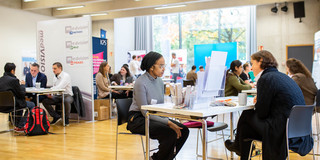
[0,63,35,132]
[25,63,47,104]
[186,65,197,85]
[42,62,73,126]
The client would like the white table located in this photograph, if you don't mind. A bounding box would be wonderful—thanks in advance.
[26,88,67,126]
[142,97,255,160]
[108,85,134,118]
[242,89,257,95]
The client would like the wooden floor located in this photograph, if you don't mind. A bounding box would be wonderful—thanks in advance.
[0,113,319,160]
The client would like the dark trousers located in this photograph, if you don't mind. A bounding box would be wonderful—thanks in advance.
[127,111,189,160]
[26,93,47,105]
[15,101,35,128]
[172,73,179,83]
[42,94,74,119]
[234,110,264,160]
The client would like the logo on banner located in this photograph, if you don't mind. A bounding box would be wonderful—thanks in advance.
[38,30,46,72]
[66,56,89,65]
[65,25,88,35]
[65,40,89,50]
[100,39,107,46]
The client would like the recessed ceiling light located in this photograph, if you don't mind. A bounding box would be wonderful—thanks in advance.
[155,5,186,10]
[23,0,37,2]
[56,5,85,11]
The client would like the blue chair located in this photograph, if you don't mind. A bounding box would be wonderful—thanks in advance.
[248,105,315,160]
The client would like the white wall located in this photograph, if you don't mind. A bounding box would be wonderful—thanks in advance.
[92,19,115,73]
[0,5,55,77]
[257,0,320,72]
[114,17,135,73]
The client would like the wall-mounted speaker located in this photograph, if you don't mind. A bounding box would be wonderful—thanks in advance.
[293,1,305,18]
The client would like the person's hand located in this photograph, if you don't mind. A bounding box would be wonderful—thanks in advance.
[249,83,255,88]
[112,90,120,94]
[125,90,129,96]
[168,121,183,139]
[20,80,25,85]
[254,96,257,104]
[47,94,53,99]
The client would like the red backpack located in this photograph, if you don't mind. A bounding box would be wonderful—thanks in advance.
[24,106,50,136]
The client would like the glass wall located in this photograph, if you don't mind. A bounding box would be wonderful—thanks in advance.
[152,6,252,73]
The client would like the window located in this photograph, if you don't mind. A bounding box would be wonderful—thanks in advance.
[152,6,253,72]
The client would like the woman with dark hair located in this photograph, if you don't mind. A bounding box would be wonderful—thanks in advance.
[225,50,309,160]
[225,60,253,96]
[286,58,317,105]
[110,66,133,85]
[127,51,189,160]
[95,61,122,99]
[239,62,252,84]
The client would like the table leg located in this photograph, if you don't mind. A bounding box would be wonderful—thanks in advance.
[109,90,112,119]
[145,112,150,160]
[36,94,40,107]
[62,93,65,126]
[201,119,207,160]
[230,112,234,159]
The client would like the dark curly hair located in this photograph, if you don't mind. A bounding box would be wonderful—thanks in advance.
[141,51,163,72]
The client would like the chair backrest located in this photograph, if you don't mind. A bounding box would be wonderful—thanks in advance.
[316,89,320,107]
[183,80,194,87]
[287,105,314,139]
[0,91,15,107]
[116,98,133,126]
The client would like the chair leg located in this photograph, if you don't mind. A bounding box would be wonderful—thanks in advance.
[115,126,119,160]
[248,141,254,160]
[314,109,320,141]
[196,128,201,157]
[221,130,228,160]
[140,136,146,160]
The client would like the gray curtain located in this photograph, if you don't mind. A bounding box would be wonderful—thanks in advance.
[134,16,153,52]
[247,6,257,59]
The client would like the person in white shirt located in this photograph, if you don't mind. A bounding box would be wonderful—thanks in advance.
[129,55,140,78]
[42,62,74,126]
[171,53,179,83]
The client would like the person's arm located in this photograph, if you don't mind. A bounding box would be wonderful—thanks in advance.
[255,76,274,119]
[134,81,169,125]
[228,76,252,91]
[12,79,25,99]
[51,73,71,89]
[41,74,47,88]
[96,73,111,92]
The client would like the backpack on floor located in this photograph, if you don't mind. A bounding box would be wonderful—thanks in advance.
[24,106,50,136]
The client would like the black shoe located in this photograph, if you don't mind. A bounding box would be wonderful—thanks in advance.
[50,117,61,125]
[225,139,241,156]
[65,118,69,126]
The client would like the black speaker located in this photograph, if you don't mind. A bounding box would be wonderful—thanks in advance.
[293,1,305,18]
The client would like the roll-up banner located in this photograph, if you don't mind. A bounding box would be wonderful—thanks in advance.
[37,16,93,121]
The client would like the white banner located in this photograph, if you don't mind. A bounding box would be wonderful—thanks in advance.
[37,16,93,121]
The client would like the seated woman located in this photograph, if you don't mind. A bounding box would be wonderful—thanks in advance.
[286,58,317,105]
[96,62,122,99]
[127,51,189,160]
[225,50,308,160]
[239,62,252,84]
[110,66,134,98]
[225,60,253,96]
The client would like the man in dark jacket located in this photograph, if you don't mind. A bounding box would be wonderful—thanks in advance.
[25,63,47,104]
[0,63,35,132]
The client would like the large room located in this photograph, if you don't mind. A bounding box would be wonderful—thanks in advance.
[0,0,320,159]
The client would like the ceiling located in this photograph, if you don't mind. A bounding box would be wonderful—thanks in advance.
[1,0,301,21]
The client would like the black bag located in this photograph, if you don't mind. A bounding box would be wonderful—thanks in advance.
[24,106,50,136]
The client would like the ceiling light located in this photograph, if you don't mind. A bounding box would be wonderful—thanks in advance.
[86,13,108,17]
[271,3,278,13]
[155,5,186,10]
[56,5,85,11]
[281,2,288,12]
[23,0,37,2]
